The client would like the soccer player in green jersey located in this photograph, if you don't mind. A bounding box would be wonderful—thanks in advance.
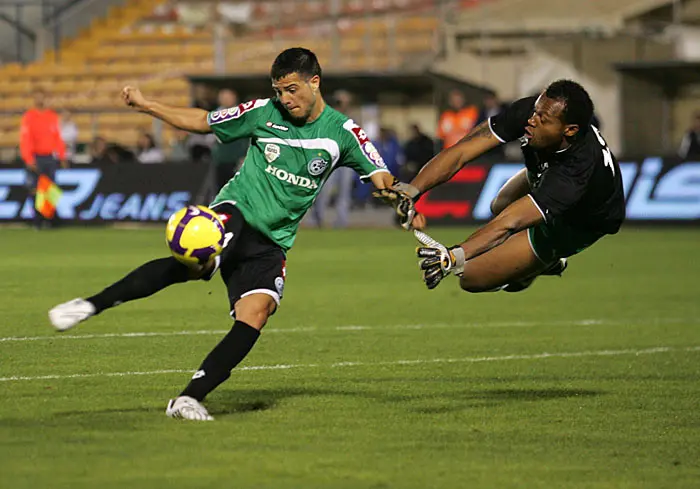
[48,48,422,421]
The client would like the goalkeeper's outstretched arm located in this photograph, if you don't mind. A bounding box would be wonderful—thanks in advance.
[410,121,501,193]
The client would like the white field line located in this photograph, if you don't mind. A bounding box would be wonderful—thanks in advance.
[0,317,697,343]
[1,346,698,383]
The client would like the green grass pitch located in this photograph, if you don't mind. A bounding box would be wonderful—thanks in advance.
[1,226,699,488]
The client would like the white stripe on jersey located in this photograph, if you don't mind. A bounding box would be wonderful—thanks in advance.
[257,137,340,166]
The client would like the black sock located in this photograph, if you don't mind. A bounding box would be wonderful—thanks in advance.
[87,257,190,313]
[180,321,261,401]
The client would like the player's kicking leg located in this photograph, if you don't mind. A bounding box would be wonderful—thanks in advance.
[166,292,276,421]
[165,202,286,421]
[48,257,215,331]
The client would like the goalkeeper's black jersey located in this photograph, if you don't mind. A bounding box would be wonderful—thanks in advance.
[489,96,626,235]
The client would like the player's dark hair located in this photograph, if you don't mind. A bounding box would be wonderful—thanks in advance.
[545,79,594,135]
[270,47,322,81]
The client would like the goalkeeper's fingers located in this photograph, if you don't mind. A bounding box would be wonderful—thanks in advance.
[422,266,444,289]
[418,254,442,270]
[372,188,399,204]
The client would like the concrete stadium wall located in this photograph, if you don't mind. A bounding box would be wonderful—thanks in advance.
[433,33,674,154]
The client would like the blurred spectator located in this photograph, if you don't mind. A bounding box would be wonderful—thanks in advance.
[477,91,507,159]
[168,130,191,163]
[334,90,357,119]
[679,111,700,160]
[403,123,435,182]
[212,88,249,188]
[90,137,135,164]
[20,87,67,229]
[192,83,218,111]
[311,89,356,227]
[375,127,404,176]
[437,89,479,149]
[60,110,79,163]
[189,83,217,163]
[90,137,112,164]
[477,91,507,125]
[136,131,165,164]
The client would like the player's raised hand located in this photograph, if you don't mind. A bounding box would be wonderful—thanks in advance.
[122,86,148,111]
[414,230,465,289]
[373,181,420,230]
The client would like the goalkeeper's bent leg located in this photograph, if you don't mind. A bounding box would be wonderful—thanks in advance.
[87,257,191,313]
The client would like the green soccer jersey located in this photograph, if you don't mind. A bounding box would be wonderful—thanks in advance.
[208,98,390,251]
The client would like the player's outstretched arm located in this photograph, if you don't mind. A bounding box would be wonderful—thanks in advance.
[122,86,211,134]
[410,121,501,193]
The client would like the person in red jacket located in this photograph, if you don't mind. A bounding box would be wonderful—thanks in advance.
[20,87,68,229]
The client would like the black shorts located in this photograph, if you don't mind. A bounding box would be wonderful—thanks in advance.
[207,202,286,315]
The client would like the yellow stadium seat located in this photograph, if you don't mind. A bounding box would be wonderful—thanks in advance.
[0,131,19,148]
[396,17,439,32]
[395,35,435,54]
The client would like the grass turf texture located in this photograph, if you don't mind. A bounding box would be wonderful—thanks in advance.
[1,226,699,488]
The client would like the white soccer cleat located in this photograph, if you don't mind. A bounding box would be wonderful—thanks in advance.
[166,396,214,421]
[48,298,96,332]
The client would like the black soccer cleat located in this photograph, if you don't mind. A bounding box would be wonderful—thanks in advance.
[503,258,568,293]
[540,258,568,277]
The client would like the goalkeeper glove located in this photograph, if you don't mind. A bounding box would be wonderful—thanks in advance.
[414,230,466,290]
[372,181,420,230]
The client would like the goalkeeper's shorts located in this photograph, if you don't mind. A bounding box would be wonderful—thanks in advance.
[527,219,604,264]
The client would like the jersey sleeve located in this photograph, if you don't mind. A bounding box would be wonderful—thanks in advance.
[530,156,596,222]
[339,119,391,182]
[207,99,270,143]
[488,96,538,143]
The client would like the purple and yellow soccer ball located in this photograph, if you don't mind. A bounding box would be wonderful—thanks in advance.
[165,205,226,268]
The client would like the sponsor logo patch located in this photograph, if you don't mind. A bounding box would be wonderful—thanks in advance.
[265,164,319,190]
[264,144,281,163]
[266,121,289,132]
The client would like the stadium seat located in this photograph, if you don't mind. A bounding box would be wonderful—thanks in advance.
[0,0,446,147]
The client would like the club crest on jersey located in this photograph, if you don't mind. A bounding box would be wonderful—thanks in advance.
[264,143,281,163]
[307,157,329,176]
[266,121,289,132]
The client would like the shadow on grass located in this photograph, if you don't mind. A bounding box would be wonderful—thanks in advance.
[409,388,604,414]
[4,386,603,425]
